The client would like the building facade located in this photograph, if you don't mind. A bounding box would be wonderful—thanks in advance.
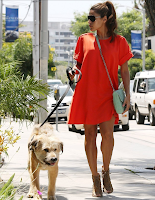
[19,21,77,62]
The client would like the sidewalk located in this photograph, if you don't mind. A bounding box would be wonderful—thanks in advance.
[0,119,155,200]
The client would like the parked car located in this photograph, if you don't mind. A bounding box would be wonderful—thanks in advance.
[131,70,155,126]
[47,85,73,121]
[129,80,135,119]
[67,110,129,134]
[119,80,135,119]
[131,50,142,59]
[47,79,63,89]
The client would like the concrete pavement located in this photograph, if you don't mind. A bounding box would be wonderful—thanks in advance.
[0,118,155,200]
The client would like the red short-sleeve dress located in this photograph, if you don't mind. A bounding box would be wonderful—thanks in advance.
[68,33,133,125]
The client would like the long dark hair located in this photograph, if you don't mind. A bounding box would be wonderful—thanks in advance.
[90,1,117,42]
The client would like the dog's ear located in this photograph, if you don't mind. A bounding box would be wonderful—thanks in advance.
[60,142,63,154]
[28,137,39,151]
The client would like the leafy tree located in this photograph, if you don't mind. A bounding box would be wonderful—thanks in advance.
[70,12,89,37]
[128,49,155,80]
[117,9,143,44]
[0,32,33,77]
[0,32,56,78]
[128,59,142,80]
[145,49,155,70]
[145,0,155,35]
[13,33,33,77]
[0,43,14,63]
[134,0,155,36]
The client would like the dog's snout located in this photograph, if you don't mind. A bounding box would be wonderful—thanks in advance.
[51,157,57,162]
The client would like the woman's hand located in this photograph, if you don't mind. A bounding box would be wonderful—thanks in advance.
[120,61,130,114]
[68,66,77,81]
[122,94,130,114]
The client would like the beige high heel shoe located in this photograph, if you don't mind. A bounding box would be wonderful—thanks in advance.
[92,173,102,197]
[102,169,113,194]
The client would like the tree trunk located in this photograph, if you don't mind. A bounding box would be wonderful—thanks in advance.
[145,0,155,36]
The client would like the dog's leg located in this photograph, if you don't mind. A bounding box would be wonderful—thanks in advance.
[27,151,42,199]
[47,165,58,200]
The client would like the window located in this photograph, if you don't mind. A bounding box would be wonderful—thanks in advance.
[60,39,74,44]
[55,32,59,35]
[60,32,73,37]
[60,46,67,51]
[133,79,137,92]
[55,39,59,42]
[137,78,147,93]
[148,78,155,92]
[60,54,68,59]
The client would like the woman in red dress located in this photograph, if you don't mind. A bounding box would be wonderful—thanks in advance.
[68,1,133,197]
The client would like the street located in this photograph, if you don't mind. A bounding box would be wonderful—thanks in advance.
[56,119,155,170]
[1,118,155,200]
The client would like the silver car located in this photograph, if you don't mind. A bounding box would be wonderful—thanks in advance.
[47,85,73,121]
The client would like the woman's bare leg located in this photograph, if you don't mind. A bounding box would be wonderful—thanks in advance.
[84,124,98,176]
[99,116,115,193]
[99,116,115,171]
[84,124,102,197]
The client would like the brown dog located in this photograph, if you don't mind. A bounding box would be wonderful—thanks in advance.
[27,123,63,200]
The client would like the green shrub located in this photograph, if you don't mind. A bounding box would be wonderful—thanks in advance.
[0,61,49,121]
[128,58,142,80]
[0,174,23,200]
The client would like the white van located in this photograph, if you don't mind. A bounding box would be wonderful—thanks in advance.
[131,70,155,126]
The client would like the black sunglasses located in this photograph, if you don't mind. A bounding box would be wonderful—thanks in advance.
[88,15,101,22]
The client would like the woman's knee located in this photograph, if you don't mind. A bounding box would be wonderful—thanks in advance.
[99,126,114,140]
[84,125,97,141]
[101,130,113,141]
[99,117,115,140]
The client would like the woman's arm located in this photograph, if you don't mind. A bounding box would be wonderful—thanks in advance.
[120,61,130,114]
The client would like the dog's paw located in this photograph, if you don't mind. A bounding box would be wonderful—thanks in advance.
[27,192,42,199]
[48,195,57,200]
[27,192,34,198]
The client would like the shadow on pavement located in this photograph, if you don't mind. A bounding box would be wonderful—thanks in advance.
[44,196,68,200]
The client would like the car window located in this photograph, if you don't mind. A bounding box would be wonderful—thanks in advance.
[130,80,134,93]
[148,78,155,92]
[133,79,137,92]
[49,87,73,98]
[137,78,147,93]
[48,81,62,87]
[59,87,73,97]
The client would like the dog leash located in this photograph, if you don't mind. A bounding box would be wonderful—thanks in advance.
[40,67,82,127]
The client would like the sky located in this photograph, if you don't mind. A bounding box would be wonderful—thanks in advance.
[2,0,135,22]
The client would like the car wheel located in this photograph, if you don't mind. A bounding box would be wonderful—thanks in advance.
[149,108,155,126]
[68,124,85,135]
[135,108,145,124]
[48,117,55,122]
[129,112,133,120]
[114,125,119,131]
[122,123,129,131]
[64,117,67,121]
[69,127,73,131]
